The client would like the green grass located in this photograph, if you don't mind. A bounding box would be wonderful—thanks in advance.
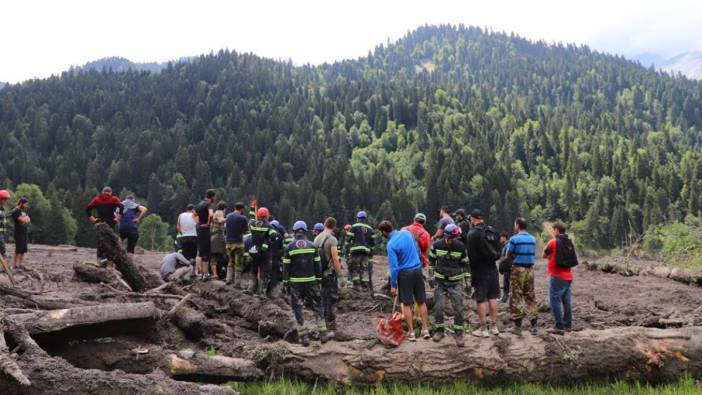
[228,376,700,395]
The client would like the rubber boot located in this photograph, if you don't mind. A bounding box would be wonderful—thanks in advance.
[510,318,523,335]
[455,332,465,347]
[320,330,333,344]
[232,271,243,289]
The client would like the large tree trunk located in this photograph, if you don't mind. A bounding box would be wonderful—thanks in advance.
[10,302,159,345]
[255,326,702,385]
[0,284,76,310]
[73,262,118,283]
[587,260,702,287]
[0,317,235,395]
[95,222,153,292]
[191,282,297,340]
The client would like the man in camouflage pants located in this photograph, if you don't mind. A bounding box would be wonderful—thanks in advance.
[506,217,539,334]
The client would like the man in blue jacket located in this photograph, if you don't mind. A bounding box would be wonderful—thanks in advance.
[378,220,429,341]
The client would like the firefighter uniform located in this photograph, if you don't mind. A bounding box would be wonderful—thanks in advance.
[346,221,376,291]
[429,238,468,336]
[283,233,327,343]
[248,219,280,295]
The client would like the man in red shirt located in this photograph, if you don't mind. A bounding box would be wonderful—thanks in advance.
[543,221,573,334]
[402,213,430,267]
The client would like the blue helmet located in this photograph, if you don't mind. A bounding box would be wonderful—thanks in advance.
[444,224,461,238]
[356,210,367,219]
[293,220,308,232]
[270,220,280,228]
[313,222,324,232]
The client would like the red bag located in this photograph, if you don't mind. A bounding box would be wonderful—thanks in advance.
[375,298,404,347]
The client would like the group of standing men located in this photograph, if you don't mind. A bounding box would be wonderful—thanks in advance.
[381,207,577,347]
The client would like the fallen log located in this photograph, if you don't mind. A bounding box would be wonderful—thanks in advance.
[0,284,74,310]
[255,326,702,385]
[95,222,151,292]
[590,259,702,287]
[10,302,160,344]
[0,312,30,386]
[168,295,206,339]
[72,262,118,283]
[166,349,263,383]
[0,317,235,395]
[191,281,296,339]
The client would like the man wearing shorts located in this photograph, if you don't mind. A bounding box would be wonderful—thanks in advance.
[195,189,216,280]
[118,195,147,258]
[11,197,31,271]
[466,209,500,337]
[378,220,429,341]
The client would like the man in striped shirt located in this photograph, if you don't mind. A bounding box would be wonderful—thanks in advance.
[506,217,539,335]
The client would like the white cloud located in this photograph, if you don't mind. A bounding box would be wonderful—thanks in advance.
[1,0,701,82]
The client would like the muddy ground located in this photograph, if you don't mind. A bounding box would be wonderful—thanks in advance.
[1,243,701,393]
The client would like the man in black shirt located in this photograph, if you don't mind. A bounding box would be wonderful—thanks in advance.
[195,189,216,280]
[11,197,31,271]
[465,209,500,337]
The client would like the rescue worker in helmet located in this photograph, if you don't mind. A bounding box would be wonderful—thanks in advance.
[346,211,376,295]
[247,207,280,297]
[428,223,469,347]
[282,220,332,346]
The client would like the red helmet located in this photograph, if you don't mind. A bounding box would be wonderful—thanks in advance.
[344,224,352,232]
[257,207,270,219]
[0,190,10,200]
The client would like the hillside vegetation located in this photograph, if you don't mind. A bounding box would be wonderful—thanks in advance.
[1,25,702,250]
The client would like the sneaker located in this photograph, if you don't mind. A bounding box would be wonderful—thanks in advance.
[408,333,417,342]
[489,325,500,336]
[547,327,565,335]
[432,331,445,342]
[421,329,431,340]
[472,328,489,338]
[500,293,509,303]
[300,335,310,347]
[530,319,539,335]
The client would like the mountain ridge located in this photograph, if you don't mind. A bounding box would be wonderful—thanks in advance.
[0,24,701,251]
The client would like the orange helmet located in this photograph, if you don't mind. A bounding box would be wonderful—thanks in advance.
[257,207,270,219]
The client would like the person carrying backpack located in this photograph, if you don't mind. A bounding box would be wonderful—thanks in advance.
[465,209,501,337]
[313,217,342,334]
[543,221,577,334]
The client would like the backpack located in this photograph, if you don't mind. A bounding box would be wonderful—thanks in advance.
[555,234,579,268]
[480,225,502,260]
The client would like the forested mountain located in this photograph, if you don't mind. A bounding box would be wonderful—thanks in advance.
[0,82,5,90]
[1,24,702,250]
[76,56,188,74]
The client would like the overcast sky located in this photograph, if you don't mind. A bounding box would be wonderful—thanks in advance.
[2,0,701,83]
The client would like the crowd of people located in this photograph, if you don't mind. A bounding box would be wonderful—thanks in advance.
[3,185,578,348]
